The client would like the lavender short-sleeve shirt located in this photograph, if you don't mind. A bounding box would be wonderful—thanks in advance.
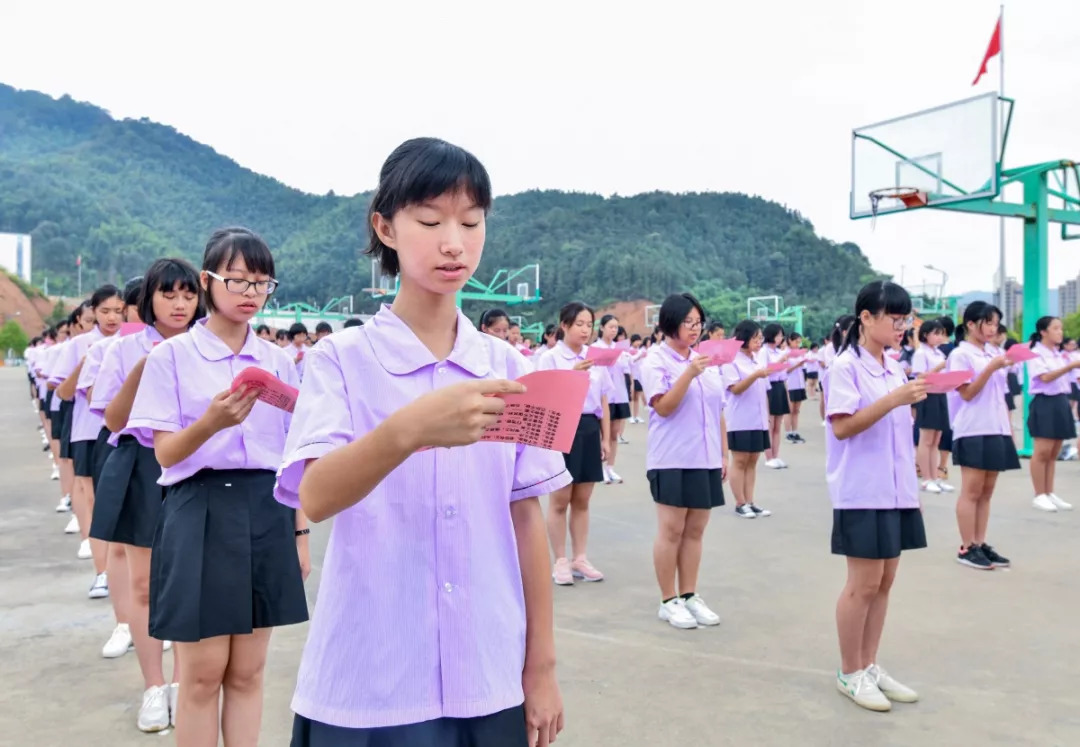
[1028,342,1072,397]
[128,319,299,485]
[721,350,769,432]
[764,345,787,383]
[825,347,919,510]
[947,341,1011,438]
[71,334,118,442]
[91,327,165,446]
[910,345,943,375]
[274,305,571,729]
[640,343,725,470]
[534,341,613,418]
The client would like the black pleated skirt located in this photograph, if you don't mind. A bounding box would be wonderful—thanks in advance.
[290,706,527,747]
[1007,372,1023,397]
[767,382,790,416]
[91,427,113,491]
[647,468,725,509]
[609,402,631,421]
[149,469,308,642]
[915,393,950,431]
[788,387,807,403]
[831,508,927,560]
[1028,394,1077,440]
[72,439,95,477]
[939,423,953,452]
[952,435,1021,472]
[58,400,74,457]
[91,436,163,548]
[806,371,819,380]
[1071,383,1080,403]
[564,415,604,484]
[728,430,770,453]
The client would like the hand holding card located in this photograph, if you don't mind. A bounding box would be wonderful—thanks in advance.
[924,370,974,394]
[696,338,744,366]
[231,367,299,413]
[766,362,788,373]
[481,370,589,452]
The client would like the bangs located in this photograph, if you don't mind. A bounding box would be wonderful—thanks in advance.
[203,227,275,277]
[156,260,200,295]
[880,282,913,316]
[379,139,492,216]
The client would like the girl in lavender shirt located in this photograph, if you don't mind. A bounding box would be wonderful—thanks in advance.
[911,320,951,494]
[277,139,569,747]
[761,323,791,468]
[1025,316,1079,512]
[128,229,309,747]
[641,293,727,630]
[825,281,926,712]
[784,332,808,444]
[721,320,773,518]
[594,314,632,484]
[947,302,1019,571]
[629,334,648,423]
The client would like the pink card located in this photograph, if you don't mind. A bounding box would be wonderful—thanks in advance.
[586,346,623,367]
[766,362,788,373]
[519,346,534,357]
[887,350,902,360]
[614,340,632,351]
[230,367,299,413]
[1006,345,1038,363]
[696,338,743,366]
[481,370,589,452]
[924,370,974,394]
[788,347,808,358]
[119,322,147,337]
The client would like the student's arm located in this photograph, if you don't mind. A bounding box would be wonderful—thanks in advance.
[651,357,709,417]
[1035,359,1080,383]
[956,356,1008,402]
[103,356,147,433]
[513,497,564,746]
[720,413,729,478]
[56,359,85,401]
[154,387,260,468]
[599,395,611,459]
[728,367,768,395]
[829,363,927,441]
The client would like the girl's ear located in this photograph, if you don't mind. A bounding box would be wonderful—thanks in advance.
[372,212,396,249]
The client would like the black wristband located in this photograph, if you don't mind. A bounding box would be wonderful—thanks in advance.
[295,528,310,537]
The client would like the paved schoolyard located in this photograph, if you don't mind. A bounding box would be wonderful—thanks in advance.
[0,366,1076,746]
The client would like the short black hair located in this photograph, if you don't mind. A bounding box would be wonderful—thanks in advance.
[343,318,364,328]
[255,324,271,335]
[139,258,202,326]
[508,321,520,330]
[917,319,944,343]
[937,315,956,336]
[315,321,333,335]
[202,227,275,313]
[956,301,1002,343]
[733,320,762,349]
[122,277,143,307]
[762,323,785,345]
[90,284,122,310]
[657,293,706,339]
[288,323,308,340]
[705,321,725,336]
[366,138,492,278]
[275,329,288,341]
[479,308,509,330]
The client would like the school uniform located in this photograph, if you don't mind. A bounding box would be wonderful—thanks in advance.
[721,350,770,452]
[70,333,118,481]
[127,319,308,642]
[910,346,949,431]
[630,349,647,393]
[936,342,956,452]
[640,343,725,509]
[56,332,106,460]
[786,360,807,402]
[764,345,791,416]
[44,341,72,445]
[535,341,614,484]
[1026,343,1077,440]
[825,347,927,559]
[593,339,632,420]
[946,341,1020,471]
[274,305,571,745]
[89,326,168,548]
[1066,351,1080,403]
[805,354,820,381]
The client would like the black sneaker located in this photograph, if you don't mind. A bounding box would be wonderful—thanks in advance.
[785,433,796,442]
[792,433,806,444]
[980,544,1011,568]
[735,504,757,519]
[749,503,772,517]
[957,545,994,570]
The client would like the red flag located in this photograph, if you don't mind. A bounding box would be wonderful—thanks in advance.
[972,16,1002,86]
[75,255,81,267]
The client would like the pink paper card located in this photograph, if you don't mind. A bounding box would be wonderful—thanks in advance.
[481,370,589,452]
[886,350,902,360]
[1006,345,1038,363]
[788,347,808,358]
[519,347,535,357]
[924,370,974,394]
[586,346,622,367]
[230,367,299,413]
[696,338,743,366]
[119,322,147,337]
[766,362,788,373]
[614,340,632,351]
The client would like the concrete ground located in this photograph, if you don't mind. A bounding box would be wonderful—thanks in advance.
[1,365,1077,746]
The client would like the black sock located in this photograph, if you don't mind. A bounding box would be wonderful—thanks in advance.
[662,596,677,604]
[680,592,695,600]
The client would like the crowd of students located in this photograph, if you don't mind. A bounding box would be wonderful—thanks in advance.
[17,136,1080,745]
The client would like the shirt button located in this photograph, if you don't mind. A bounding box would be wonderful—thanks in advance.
[445,506,456,518]
[444,582,453,593]
[437,366,447,375]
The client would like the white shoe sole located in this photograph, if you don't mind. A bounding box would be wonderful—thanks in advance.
[878,686,919,703]
[736,511,757,519]
[137,719,170,734]
[571,571,604,582]
[689,614,720,626]
[956,557,994,570]
[1032,501,1058,512]
[659,613,698,630]
[551,575,574,586]
[89,587,110,599]
[836,680,891,711]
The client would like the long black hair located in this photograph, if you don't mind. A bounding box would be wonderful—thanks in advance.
[840,281,912,354]
[831,315,855,353]
[555,301,594,342]
[1028,315,1058,349]
[956,301,1002,344]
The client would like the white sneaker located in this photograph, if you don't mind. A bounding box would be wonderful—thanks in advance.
[88,571,109,599]
[765,458,782,469]
[658,598,698,629]
[866,663,919,703]
[77,538,92,560]
[168,683,179,727]
[775,458,788,469]
[1048,493,1073,510]
[50,465,60,481]
[64,515,79,534]
[102,623,132,658]
[164,640,173,652]
[617,435,630,445]
[137,685,171,733]
[1033,494,1058,512]
[55,494,70,512]
[922,480,942,494]
[836,669,891,711]
[936,479,955,493]
[602,465,613,485]
[607,468,624,484]
[683,594,720,626]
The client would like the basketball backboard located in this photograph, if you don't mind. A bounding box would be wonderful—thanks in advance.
[1055,162,1080,240]
[747,295,780,322]
[505,264,540,301]
[644,304,661,329]
[851,93,1006,220]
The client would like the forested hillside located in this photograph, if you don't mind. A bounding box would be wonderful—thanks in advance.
[0,83,882,337]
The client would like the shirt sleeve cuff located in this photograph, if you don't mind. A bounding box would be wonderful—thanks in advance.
[275,441,337,509]
[126,418,181,434]
[511,469,572,501]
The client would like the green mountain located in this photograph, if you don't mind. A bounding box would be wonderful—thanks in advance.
[0,83,882,338]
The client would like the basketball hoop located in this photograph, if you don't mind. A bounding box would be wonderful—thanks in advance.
[363,287,389,297]
[868,187,929,228]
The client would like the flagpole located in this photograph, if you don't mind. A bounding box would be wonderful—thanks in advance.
[997,4,1006,324]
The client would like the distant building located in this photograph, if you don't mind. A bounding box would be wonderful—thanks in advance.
[1059,276,1080,318]
[0,233,32,284]
[993,275,1023,330]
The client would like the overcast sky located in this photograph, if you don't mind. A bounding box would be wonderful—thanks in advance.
[5,0,1080,296]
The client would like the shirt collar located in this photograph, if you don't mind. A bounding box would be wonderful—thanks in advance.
[190,317,262,362]
[661,341,691,362]
[366,304,492,377]
[959,340,989,357]
[554,340,585,362]
[853,345,902,378]
[140,325,165,353]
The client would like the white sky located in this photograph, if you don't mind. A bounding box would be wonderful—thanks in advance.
[5,0,1080,296]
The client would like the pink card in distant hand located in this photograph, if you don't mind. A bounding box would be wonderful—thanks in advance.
[766,362,788,373]
[231,367,299,413]
[696,338,743,366]
[481,370,589,453]
[614,340,632,351]
[924,370,974,394]
[788,347,808,358]
[1006,345,1038,363]
[586,346,622,367]
[119,322,147,337]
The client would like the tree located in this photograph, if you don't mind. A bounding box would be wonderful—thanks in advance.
[1064,310,1080,340]
[0,319,29,357]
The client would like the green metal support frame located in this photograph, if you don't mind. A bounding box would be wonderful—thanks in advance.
[370,265,543,319]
